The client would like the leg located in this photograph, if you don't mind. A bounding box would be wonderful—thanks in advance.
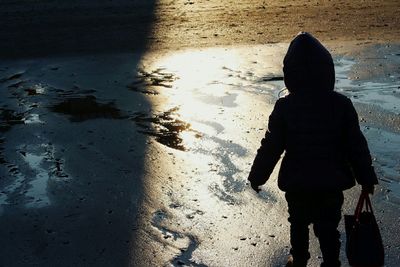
[314,221,341,267]
[289,221,310,266]
[312,192,344,267]
[285,193,311,266]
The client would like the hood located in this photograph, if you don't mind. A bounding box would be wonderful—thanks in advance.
[283,32,335,93]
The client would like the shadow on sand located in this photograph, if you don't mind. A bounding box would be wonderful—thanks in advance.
[0,0,156,58]
[0,1,156,266]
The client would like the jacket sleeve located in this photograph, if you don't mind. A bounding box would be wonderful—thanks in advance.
[248,98,286,186]
[344,98,378,186]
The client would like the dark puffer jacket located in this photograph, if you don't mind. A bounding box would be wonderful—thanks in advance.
[248,32,378,192]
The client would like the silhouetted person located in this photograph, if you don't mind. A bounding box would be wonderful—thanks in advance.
[248,32,378,267]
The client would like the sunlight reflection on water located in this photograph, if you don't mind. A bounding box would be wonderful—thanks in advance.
[141,46,286,151]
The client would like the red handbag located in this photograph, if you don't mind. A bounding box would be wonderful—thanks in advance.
[344,191,384,267]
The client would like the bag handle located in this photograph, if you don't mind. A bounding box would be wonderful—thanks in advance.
[354,191,374,221]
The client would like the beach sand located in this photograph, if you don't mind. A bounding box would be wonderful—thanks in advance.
[0,1,399,266]
[150,0,400,50]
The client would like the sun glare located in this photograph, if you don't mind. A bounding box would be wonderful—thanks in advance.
[145,48,244,148]
[140,45,285,152]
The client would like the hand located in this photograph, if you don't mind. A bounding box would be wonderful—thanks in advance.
[250,182,261,193]
[362,184,374,195]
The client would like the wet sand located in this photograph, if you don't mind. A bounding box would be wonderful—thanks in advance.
[150,0,400,50]
[0,1,400,267]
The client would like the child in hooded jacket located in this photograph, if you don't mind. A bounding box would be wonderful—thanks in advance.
[248,32,378,267]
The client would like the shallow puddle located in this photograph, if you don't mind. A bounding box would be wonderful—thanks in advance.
[131,107,194,151]
[50,95,123,122]
[23,113,43,124]
[335,58,399,114]
[24,84,46,96]
[0,144,70,213]
[23,152,51,208]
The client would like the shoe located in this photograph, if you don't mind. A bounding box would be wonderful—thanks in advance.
[285,256,294,267]
[286,255,307,267]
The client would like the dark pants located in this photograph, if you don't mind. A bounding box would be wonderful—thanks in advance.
[285,191,344,267]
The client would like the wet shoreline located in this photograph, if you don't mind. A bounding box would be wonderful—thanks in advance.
[1,42,399,266]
